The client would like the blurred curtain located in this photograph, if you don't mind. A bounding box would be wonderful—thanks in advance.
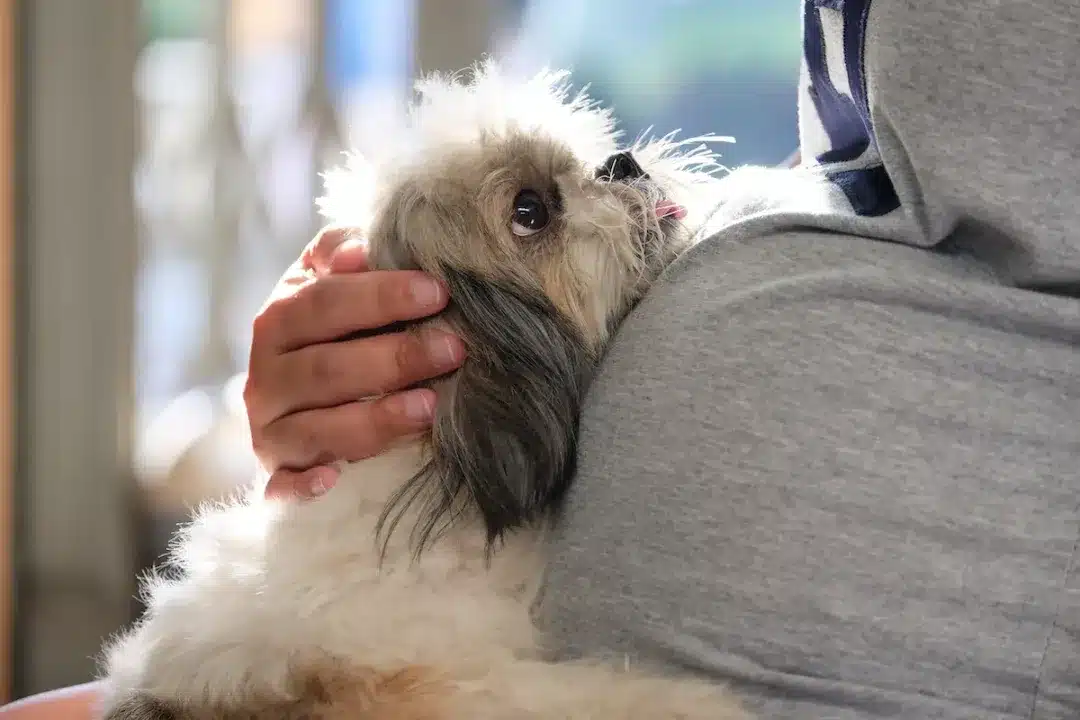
[14,0,140,697]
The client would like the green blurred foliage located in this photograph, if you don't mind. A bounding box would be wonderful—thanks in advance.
[141,0,211,43]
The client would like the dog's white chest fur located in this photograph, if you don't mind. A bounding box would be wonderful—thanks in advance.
[105,444,545,703]
[102,443,748,719]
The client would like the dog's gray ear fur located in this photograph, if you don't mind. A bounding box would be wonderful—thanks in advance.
[440,267,593,543]
[371,185,594,553]
[380,267,594,553]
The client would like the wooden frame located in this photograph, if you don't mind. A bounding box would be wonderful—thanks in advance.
[1,0,15,704]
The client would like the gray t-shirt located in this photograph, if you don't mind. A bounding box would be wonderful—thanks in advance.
[534,1,1080,718]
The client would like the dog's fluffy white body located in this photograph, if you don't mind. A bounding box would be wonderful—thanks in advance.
[101,63,833,719]
[106,445,544,702]
[105,446,742,718]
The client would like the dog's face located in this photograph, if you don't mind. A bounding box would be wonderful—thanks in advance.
[367,133,691,346]
[319,63,724,552]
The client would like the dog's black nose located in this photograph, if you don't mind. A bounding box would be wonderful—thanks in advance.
[594,151,647,182]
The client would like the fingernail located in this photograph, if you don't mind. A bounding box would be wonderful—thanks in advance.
[333,237,366,258]
[328,238,367,273]
[304,468,338,498]
[337,237,365,253]
[400,389,436,422]
[424,331,463,369]
[410,277,446,310]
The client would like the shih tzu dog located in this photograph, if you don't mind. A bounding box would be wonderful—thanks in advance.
[100,62,823,719]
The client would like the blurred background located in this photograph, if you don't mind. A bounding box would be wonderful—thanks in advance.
[0,0,800,700]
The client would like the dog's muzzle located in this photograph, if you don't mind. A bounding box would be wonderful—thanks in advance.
[594,151,686,220]
[594,151,648,183]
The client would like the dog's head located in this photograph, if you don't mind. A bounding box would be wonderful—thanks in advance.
[319,62,726,552]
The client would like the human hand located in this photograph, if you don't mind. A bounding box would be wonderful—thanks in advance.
[244,227,466,500]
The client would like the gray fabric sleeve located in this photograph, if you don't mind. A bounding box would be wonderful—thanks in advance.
[534,223,1080,719]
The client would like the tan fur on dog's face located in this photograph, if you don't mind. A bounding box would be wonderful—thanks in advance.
[320,62,726,348]
[367,132,679,347]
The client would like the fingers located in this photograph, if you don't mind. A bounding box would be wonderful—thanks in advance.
[328,237,370,273]
[253,271,450,354]
[255,390,438,473]
[301,226,363,275]
[246,224,460,491]
[250,328,465,425]
[299,227,380,276]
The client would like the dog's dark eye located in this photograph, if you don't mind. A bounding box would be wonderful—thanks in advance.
[510,190,549,237]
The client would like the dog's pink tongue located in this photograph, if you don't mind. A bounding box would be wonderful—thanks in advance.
[655,200,687,220]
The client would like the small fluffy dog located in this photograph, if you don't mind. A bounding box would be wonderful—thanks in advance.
[100,62,816,719]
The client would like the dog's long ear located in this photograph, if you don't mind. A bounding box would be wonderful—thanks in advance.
[370,180,595,554]
[428,268,594,547]
[380,266,594,553]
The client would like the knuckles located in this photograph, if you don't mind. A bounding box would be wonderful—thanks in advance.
[290,278,335,326]
[249,301,283,347]
[390,330,427,387]
[375,271,411,319]
[291,419,325,465]
[306,345,344,388]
